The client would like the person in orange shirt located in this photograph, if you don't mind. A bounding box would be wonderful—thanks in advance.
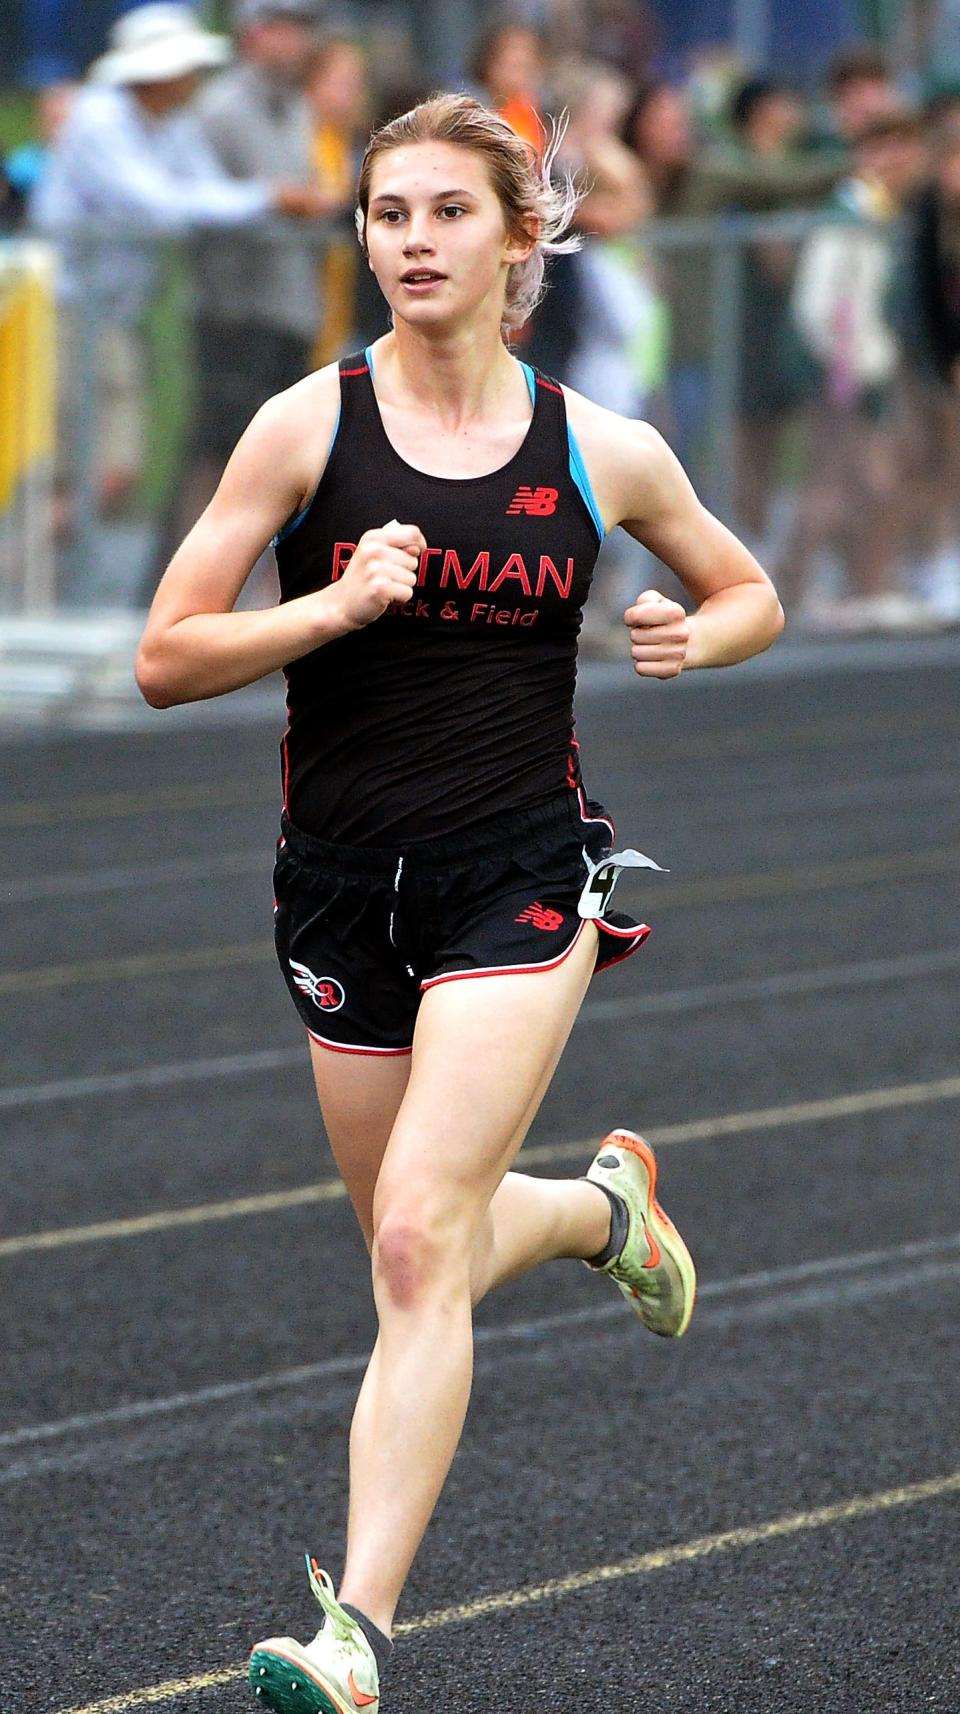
[471,21,546,154]
[307,36,370,364]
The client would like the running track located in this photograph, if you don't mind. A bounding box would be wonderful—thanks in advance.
[2,645,958,1714]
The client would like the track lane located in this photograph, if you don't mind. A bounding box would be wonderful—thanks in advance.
[5,659,959,1713]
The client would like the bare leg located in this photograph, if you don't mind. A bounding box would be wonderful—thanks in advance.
[333,928,606,1632]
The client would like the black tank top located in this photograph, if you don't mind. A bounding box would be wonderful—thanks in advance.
[275,350,604,843]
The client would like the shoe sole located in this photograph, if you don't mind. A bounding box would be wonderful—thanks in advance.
[606,1129,697,1338]
[249,1642,362,1714]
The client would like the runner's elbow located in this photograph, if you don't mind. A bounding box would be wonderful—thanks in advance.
[135,638,183,708]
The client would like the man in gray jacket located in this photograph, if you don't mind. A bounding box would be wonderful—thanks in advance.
[184,0,336,532]
[32,2,326,587]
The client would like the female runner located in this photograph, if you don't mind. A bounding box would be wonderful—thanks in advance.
[136,93,783,1714]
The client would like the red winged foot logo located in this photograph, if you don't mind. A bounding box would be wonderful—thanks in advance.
[290,960,345,1011]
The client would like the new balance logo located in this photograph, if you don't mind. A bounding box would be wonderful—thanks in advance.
[515,901,564,931]
[506,485,558,516]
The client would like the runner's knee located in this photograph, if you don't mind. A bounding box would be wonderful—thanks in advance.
[372,1198,472,1309]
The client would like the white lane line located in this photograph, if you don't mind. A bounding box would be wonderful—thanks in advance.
[3,945,959,1112]
[1,1240,960,1453]
[0,1047,305,1110]
[1,1237,958,1481]
[3,1072,959,1259]
[3,769,957,905]
[582,944,960,1021]
[0,849,264,903]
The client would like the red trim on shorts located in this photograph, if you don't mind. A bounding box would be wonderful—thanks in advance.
[420,920,587,990]
[306,1026,412,1056]
[596,938,647,973]
[575,784,615,844]
[593,918,651,940]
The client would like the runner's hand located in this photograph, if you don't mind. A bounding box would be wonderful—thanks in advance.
[624,590,690,679]
[334,520,427,630]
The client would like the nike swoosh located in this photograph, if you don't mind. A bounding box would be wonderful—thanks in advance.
[642,1226,662,1270]
[348,1669,378,1708]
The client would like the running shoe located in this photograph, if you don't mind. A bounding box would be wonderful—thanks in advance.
[249,1558,380,1714]
[585,1130,696,1338]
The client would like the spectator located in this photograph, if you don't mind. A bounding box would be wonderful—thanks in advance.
[176,0,335,554]
[545,0,660,86]
[31,3,324,562]
[553,58,658,415]
[826,44,901,146]
[471,22,546,153]
[893,112,960,620]
[471,22,578,378]
[784,111,933,631]
[551,57,663,656]
[0,162,25,232]
[307,35,370,365]
[623,79,843,486]
[727,78,812,555]
[4,81,78,207]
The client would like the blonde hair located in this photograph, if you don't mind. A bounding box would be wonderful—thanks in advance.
[356,91,581,329]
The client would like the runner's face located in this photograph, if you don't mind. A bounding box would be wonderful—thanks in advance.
[365,142,532,329]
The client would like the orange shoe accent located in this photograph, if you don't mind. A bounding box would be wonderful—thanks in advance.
[641,1227,661,1269]
[348,1669,378,1708]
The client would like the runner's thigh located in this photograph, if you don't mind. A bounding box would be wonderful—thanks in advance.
[374,923,599,1223]
[308,1042,412,1247]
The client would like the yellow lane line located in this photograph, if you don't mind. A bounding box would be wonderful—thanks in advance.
[53,1468,960,1714]
[4,1072,958,1260]
[3,844,960,997]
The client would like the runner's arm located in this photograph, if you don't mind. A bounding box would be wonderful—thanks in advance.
[136,372,424,707]
[567,397,784,675]
[621,422,783,670]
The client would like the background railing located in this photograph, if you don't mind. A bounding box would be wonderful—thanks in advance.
[4,208,957,634]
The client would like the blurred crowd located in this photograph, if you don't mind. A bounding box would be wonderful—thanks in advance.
[4,1,960,639]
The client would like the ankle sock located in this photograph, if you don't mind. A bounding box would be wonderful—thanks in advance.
[341,1604,393,1678]
[584,1181,629,1267]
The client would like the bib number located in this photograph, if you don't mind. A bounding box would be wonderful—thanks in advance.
[577,848,668,919]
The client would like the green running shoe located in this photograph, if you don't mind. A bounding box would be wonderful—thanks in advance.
[586,1129,697,1338]
[249,1559,380,1714]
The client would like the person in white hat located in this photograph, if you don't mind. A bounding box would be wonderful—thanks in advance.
[31,3,329,593]
[152,0,336,581]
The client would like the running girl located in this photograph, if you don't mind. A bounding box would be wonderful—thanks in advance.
[136,92,784,1714]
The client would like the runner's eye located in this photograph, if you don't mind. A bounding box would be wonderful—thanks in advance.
[376,208,405,223]
[438,204,466,219]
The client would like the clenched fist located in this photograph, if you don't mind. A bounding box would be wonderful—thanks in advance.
[624,589,690,679]
[335,520,427,630]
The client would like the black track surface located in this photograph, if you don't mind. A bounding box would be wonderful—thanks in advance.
[2,653,959,1714]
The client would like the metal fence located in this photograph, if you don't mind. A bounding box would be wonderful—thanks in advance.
[3,208,958,633]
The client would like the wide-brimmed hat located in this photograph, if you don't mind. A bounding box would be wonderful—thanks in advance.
[91,4,231,85]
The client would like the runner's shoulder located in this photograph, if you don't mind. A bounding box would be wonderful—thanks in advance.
[560,385,682,527]
[235,362,342,509]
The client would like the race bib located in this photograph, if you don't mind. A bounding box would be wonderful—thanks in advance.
[577,847,668,919]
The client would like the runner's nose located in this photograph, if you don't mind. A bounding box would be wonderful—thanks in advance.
[402,222,435,257]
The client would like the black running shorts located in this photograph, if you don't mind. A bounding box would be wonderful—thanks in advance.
[273,794,651,1056]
